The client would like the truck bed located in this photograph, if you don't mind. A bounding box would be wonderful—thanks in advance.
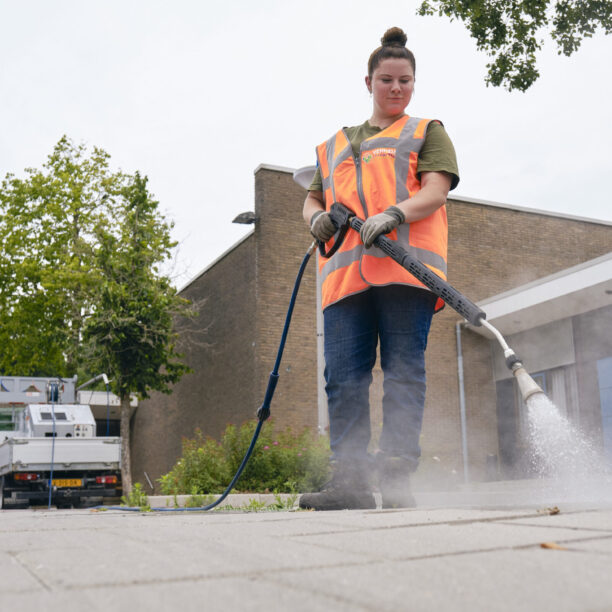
[0,437,121,474]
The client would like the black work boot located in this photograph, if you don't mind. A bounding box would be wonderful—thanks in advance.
[299,460,376,511]
[377,453,416,509]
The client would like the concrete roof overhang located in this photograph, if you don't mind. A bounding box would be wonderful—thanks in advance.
[469,252,612,338]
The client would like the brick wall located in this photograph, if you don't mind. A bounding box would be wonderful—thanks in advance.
[131,235,257,488]
[253,167,319,434]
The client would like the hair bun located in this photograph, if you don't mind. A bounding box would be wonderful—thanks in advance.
[381,27,407,47]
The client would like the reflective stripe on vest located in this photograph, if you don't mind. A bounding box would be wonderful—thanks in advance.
[316,115,448,310]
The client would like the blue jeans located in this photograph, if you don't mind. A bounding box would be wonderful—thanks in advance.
[323,285,436,470]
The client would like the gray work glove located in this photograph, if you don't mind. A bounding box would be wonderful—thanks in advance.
[310,210,336,242]
[360,206,405,248]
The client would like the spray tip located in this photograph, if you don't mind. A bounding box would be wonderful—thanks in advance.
[513,366,546,403]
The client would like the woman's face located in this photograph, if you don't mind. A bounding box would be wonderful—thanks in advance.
[366,58,415,121]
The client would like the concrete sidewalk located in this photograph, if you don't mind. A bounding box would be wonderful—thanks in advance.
[1,489,612,611]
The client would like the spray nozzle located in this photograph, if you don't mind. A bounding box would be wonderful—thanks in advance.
[513,365,546,402]
[504,350,522,371]
[502,347,546,402]
[479,319,546,402]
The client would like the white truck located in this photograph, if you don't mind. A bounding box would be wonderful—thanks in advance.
[0,376,122,509]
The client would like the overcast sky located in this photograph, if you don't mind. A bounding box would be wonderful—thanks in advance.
[1,0,611,287]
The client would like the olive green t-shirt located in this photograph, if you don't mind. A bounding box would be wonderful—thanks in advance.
[308,119,459,192]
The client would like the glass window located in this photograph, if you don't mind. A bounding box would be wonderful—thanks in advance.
[597,357,612,462]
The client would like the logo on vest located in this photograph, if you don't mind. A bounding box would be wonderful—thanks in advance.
[362,148,396,164]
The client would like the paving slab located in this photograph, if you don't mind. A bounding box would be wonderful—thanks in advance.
[1,495,612,612]
[271,546,612,612]
[283,520,601,562]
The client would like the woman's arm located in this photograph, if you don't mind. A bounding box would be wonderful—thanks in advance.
[302,190,326,225]
[395,171,452,223]
[359,170,453,247]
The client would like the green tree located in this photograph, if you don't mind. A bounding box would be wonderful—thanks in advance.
[0,136,118,375]
[0,137,193,494]
[418,1,612,91]
[83,172,192,493]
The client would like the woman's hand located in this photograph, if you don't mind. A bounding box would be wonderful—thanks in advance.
[303,190,336,242]
[310,210,337,242]
[360,206,405,248]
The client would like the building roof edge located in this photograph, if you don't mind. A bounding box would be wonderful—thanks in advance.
[478,250,612,307]
[177,230,255,294]
[470,250,612,337]
[254,163,295,175]
[449,193,612,226]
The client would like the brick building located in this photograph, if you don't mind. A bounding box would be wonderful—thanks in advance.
[131,165,612,491]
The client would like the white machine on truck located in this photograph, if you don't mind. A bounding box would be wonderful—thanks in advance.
[0,376,122,509]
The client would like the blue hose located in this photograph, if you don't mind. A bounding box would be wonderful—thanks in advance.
[47,381,61,510]
[47,402,56,510]
[101,241,317,512]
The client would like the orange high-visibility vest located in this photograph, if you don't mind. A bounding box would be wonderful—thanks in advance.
[316,115,448,311]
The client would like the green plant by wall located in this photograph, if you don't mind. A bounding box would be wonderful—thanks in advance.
[121,482,150,510]
[185,486,215,508]
[158,432,230,495]
[159,422,330,495]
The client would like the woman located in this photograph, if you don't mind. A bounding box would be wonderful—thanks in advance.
[299,27,459,511]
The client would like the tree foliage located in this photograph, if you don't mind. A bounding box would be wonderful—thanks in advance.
[82,171,192,492]
[84,172,190,401]
[418,1,612,91]
[0,137,193,492]
[0,136,118,375]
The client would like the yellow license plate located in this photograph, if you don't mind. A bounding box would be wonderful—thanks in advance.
[52,478,82,488]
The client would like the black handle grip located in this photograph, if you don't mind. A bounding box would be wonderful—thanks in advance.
[347,215,485,326]
[318,223,350,258]
[347,216,485,326]
[318,203,355,258]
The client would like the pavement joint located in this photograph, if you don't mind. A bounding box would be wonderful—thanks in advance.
[387,535,612,562]
[273,511,550,538]
[7,550,52,592]
[61,569,377,612]
[58,559,384,591]
[514,533,612,550]
[495,520,612,533]
[255,572,378,612]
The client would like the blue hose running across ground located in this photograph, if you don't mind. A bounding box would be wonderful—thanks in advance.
[98,242,317,512]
